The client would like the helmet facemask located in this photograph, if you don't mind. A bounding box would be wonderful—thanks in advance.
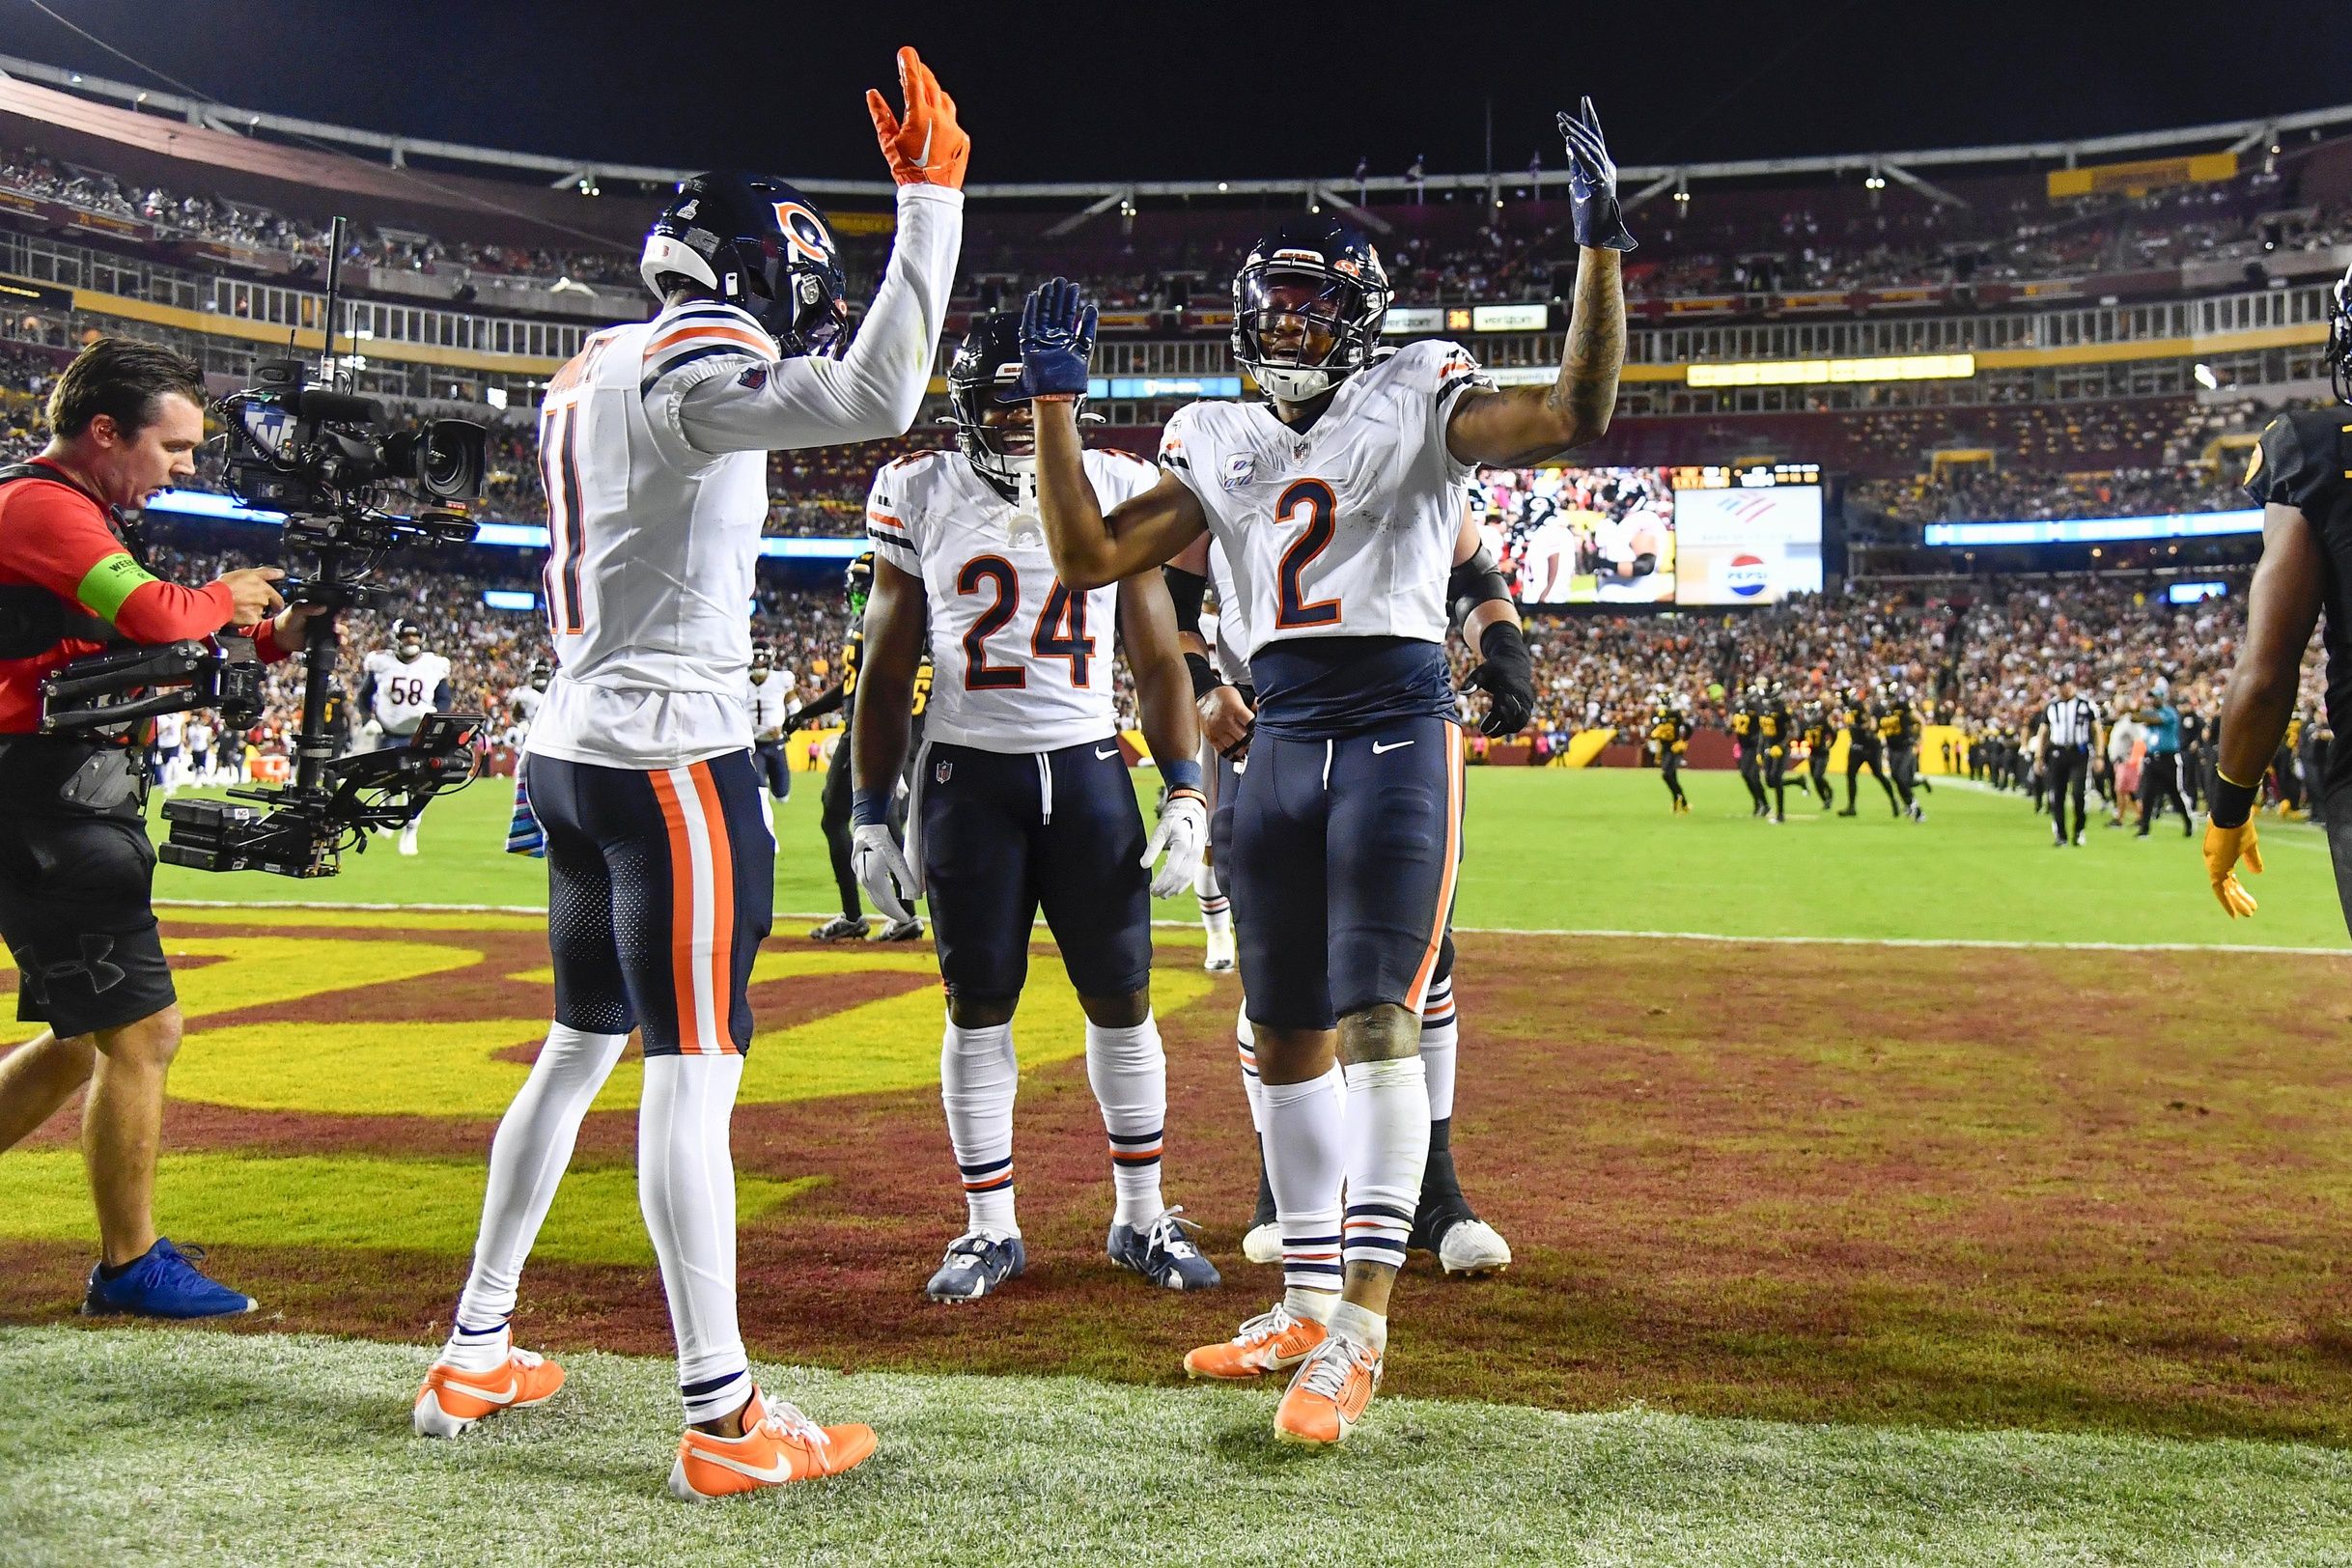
[1231,253,1389,404]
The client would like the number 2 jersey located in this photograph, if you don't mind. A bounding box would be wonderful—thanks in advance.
[865,447,1159,752]
[1156,338,1490,739]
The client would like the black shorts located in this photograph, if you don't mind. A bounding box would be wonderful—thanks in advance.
[918,737,1152,1004]
[0,810,175,1038]
[1231,716,1463,1030]
[1209,742,1244,889]
[527,749,773,1056]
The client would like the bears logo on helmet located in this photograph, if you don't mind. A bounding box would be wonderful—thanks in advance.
[640,172,850,359]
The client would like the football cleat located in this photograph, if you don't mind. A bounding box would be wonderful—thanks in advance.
[876,916,925,942]
[1274,1333,1383,1446]
[667,1386,875,1500]
[1106,1208,1220,1291]
[1203,926,1237,971]
[81,1239,255,1320]
[413,1344,566,1438]
[924,1230,1026,1302]
[398,821,420,856]
[1241,1222,1282,1266]
[808,914,871,942]
[1436,1218,1513,1276]
[1183,1301,1327,1380]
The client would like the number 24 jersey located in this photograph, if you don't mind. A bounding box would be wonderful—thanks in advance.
[865,447,1159,753]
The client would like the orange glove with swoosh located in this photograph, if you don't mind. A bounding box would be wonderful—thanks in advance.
[866,46,968,190]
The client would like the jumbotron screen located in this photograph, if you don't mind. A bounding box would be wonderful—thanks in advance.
[1470,466,1675,605]
[1670,467,1825,605]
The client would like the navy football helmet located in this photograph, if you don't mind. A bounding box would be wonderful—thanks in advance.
[947,311,1033,490]
[640,172,850,358]
[391,618,425,661]
[1230,216,1392,403]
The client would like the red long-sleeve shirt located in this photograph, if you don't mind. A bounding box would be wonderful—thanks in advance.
[0,460,291,734]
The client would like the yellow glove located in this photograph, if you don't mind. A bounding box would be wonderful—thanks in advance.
[1672,741,1688,754]
[1768,744,1784,759]
[2202,819,2263,918]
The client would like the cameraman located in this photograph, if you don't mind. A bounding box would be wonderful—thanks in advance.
[0,338,317,1317]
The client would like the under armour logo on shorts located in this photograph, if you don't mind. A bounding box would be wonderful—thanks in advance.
[26,935,126,998]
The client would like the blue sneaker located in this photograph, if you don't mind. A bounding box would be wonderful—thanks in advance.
[923,1230,1025,1303]
[82,1239,256,1320]
[1107,1208,1221,1291]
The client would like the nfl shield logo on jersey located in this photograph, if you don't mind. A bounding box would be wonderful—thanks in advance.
[1221,452,1255,491]
[935,759,953,785]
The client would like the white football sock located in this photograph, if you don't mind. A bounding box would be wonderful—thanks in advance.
[1420,974,1458,1124]
[1340,1056,1430,1277]
[1235,1007,1265,1134]
[640,1050,751,1427]
[1085,1015,1167,1229]
[1327,1298,1388,1355]
[1260,1066,1345,1320]
[1194,861,1231,938]
[940,1016,1019,1236]
[450,1022,628,1368]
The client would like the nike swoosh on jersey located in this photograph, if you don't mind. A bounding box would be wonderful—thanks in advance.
[1370,740,1416,754]
[683,1443,798,1484]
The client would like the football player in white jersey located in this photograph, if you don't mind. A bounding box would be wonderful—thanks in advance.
[359,618,453,854]
[850,313,1218,1303]
[503,657,550,748]
[1170,518,1520,1280]
[744,639,798,818]
[413,46,967,1500]
[1025,99,1628,1445]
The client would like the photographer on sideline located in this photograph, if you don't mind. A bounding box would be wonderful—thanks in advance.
[0,338,319,1317]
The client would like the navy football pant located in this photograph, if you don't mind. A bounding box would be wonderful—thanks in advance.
[753,739,792,801]
[1230,715,1463,1031]
[919,738,1152,1004]
[529,749,772,1056]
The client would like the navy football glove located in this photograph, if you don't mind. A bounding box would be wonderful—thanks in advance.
[1463,621,1536,739]
[1557,96,1636,253]
[1009,277,1097,401]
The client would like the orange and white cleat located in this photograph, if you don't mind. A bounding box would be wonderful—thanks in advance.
[412,1345,566,1438]
[1182,1301,1327,1381]
[667,1386,877,1500]
[1274,1333,1383,1445]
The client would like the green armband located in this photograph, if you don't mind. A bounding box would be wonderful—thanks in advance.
[75,551,158,625]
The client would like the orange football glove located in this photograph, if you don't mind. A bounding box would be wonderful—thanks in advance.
[866,46,968,190]
[2202,818,2263,919]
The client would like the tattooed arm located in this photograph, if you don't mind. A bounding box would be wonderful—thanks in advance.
[1442,247,1624,465]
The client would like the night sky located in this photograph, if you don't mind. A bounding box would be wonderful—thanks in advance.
[9,0,2352,186]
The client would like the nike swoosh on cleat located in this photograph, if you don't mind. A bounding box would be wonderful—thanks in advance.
[1370,740,1415,754]
[1095,746,1120,759]
[439,1377,518,1404]
[684,1444,798,1485]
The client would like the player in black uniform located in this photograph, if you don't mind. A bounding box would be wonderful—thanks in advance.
[797,551,932,941]
[1879,681,1925,822]
[1837,684,1898,817]
[1800,698,1834,809]
[1648,690,1691,813]
[1731,682,1767,817]
[1756,678,1792,823]
[2207,265,2352,930]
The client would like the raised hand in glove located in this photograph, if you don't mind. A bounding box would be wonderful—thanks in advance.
[867,46,968,189]
[1557,95,1636,253]
[1141,788,1208,899]
[852,823,919,925]
[2203,819,2263,918]
[1011,277,1097,402]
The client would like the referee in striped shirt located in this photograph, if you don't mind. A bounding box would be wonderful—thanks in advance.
[2035,674,2104,847]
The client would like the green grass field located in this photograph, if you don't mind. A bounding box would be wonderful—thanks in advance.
[152,764,2352,949]
[5,762,2350,1565]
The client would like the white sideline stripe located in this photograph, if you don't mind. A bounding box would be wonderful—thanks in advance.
[156,899,2351,957]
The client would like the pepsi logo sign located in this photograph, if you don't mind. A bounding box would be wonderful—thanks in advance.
[1723,553,1770,599]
